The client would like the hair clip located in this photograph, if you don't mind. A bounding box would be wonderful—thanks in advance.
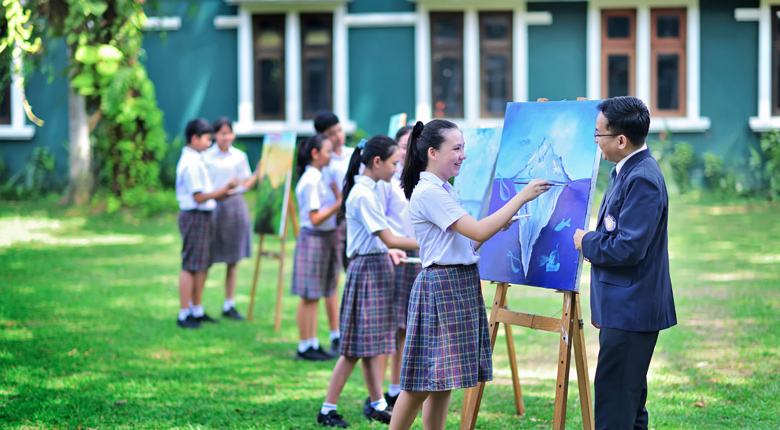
[357,139,367,150]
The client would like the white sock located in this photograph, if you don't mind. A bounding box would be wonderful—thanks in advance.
[329,330,340,341]
[311,337,320,350]
[223,299,235,312]
[191,305,204,318]
[178,309,190,321]
[298,339,311,353]
[388,385,401,397]
[370,398,388,412]
[320,402,338,415]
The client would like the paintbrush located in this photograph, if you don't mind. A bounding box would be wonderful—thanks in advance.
[513,181,568,186]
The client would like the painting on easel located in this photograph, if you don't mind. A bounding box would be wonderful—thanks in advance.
[387,113,408,138]
[479,101,601,292]
[254,132,297,236]
[454,127,502,220]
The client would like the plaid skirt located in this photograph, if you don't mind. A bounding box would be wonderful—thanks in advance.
[179,210,215,272]
[291,228,338,299]
[212,194,252,264]
[395,250,422,330]
[335,217,348,271]
[339,253,396,358]
[400,264,492,392]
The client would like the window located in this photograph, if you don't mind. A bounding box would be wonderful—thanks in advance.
[0,66,10,126]
[253,14,286,121]
[600,9,635,99]
[479,12,513,118]
[430,12,464,119]
[300,13,333,120]
[651,8,686,117]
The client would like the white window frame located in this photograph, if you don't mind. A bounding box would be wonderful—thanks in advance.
[0,54,35,140]
[587,0,710,133]
[413,0,552,129]
[748,2,780,131]
[220,1,354,137]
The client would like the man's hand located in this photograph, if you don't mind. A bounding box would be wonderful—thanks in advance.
[573,228,590,251]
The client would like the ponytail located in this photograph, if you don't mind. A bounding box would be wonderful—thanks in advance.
[341,135,400,215]
[295,134,328,177]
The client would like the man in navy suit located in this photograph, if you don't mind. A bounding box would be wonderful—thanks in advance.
[573,96,676,430]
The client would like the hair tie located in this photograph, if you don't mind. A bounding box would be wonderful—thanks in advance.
[357,139,367,150]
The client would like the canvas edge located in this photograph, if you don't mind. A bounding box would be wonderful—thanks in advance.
[574,146,603,292]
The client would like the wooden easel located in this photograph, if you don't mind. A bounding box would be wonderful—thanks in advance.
[247,189,300,331]
[461,96,595,429]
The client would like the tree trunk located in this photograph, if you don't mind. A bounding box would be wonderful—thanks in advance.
[67,87,92,205]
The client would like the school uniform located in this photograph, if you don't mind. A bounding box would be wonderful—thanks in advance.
[203,145,253,264]
[176,146,217,272]
[324,146,355,271]
[339,175,396,358]
[291,165,339,300]
[401,171,492,392]
[377,170,421,330]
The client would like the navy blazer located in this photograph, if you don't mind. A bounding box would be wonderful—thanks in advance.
[582,150,677,332]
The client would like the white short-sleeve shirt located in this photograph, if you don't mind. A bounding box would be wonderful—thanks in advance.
[345,175,389,258]
[376,171,415,239]
[409,171,480,267]
[296,165,337,231]
[203,145,252,193]
[323,145,355,191]
[176,146,217,211]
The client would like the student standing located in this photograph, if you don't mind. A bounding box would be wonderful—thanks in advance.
[175,119,237,329]
[203,117,258,320]
[317,136,418,428]
[314,110,352,355]
[292,134,342,361]
[389,120,550,430]
[574,96,676,430]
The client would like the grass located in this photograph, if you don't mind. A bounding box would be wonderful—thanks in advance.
[0,197,779,429]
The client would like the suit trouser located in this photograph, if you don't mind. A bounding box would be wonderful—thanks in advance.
[595,328,659,430]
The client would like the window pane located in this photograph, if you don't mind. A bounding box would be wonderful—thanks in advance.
[484,16,509,41]
[775,51,780,112]
[259,28,283,48]
[607,55,630,98]
[433,56,463,117]
[485,55,508,114]
[656,54,679,110]
[305,58,330,115]
[656,15,680,38]
[607,16,630,39]
[433,17,460,44]
[258,59,283,116]
[0,65,9,125]
[303,17,331,46]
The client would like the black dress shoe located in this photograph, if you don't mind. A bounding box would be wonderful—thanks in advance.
[363,405,392,424]
[222,307,244,320]
[177,315,201,329]
[317,410,350,428]
[385,392,399,409]
[315,346,337,360]
[195,313,219,323]
[328,338,340,356]
[296,346,329,361]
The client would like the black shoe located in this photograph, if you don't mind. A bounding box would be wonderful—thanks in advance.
[363,405,392,424]
[328,338,340,356]
[385,392,399,410]
[222,307,244,320]
[296,346,329,361]
[176,315,201,329]
[315,346,337,360]
[194,312,219,323]
[317,410,350,428]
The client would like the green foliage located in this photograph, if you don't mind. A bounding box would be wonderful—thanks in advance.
[750,130,780,201]
[0,147,58,199]
[702,152,738,198]
[254,174,286,235]
[650,131,696,194]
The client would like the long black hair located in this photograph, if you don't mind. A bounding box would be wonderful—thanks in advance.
[400,119,459,199]
[296,133,329,176]
[341,135,399,215]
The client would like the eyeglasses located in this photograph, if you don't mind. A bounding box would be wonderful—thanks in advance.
[594,132,619,139]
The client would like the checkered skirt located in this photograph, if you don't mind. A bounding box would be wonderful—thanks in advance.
[291,228,339,299]
[212,194,252,264]
[339,253,396,358]
[395,250,422,330]
[178,210,215,272]
[335,217,348,271]
[400,264,492,392]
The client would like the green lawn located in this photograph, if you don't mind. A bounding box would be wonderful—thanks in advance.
[1,198,778,429]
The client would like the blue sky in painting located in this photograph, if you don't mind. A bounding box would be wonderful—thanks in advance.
[495,101,600,181]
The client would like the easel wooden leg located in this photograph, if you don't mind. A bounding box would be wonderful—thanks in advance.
[552,291,576,430]
[504,321,524,415]
[461,282,509,430]
[247,235,266,321]
[274,231,287,332]
[572,294,594,430]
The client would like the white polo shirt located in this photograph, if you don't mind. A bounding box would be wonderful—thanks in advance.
[376,170,415,239]
[345,175,389,258]
[176,146,217,211]
[296,165,337,231]
[323,145,355,191]
[409,171,480,268]
[203,144,252,193]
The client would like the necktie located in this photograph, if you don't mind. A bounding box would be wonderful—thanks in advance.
[605,166,617,198]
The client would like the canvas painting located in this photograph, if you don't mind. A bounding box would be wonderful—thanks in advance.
[479,101,601,292]
[454,127,502,220]
[254,132,297,236]
[387,113,408,138]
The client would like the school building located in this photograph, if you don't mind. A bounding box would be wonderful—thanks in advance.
[0,0,772,183]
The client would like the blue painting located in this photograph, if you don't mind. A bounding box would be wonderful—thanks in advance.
[454,127,502,220]
[479,100,601,292]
